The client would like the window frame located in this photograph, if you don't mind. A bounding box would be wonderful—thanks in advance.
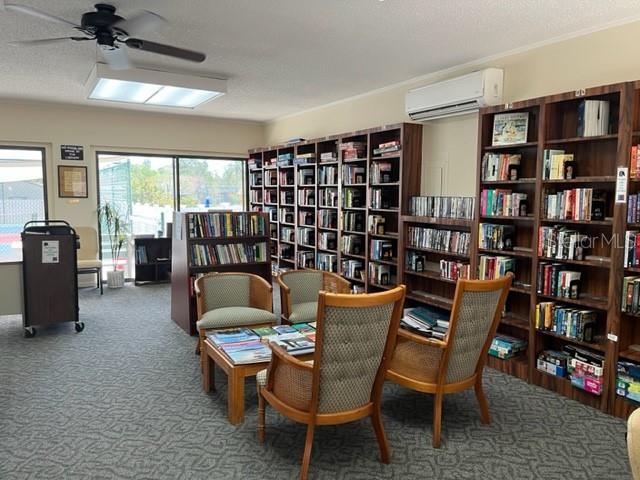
[0,144,49,219]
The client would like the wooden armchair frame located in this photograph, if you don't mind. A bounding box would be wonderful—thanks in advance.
[258,285,406,480]
[194,272,273,361]
[277,269,351,323]
[386,274,512,448]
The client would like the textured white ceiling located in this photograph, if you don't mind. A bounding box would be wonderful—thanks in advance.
[0,0,638,121]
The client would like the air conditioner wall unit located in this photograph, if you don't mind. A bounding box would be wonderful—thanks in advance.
[405,68,503,121]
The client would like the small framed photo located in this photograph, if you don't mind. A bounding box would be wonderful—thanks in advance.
[58,165,88,198]
[492,112,529,146]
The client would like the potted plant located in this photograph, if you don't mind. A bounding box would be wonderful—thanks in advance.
[98,202,127,288]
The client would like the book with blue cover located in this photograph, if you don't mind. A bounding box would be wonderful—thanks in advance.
[207,328,258,345]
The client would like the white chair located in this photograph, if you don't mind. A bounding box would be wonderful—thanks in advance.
[76,226,103,294]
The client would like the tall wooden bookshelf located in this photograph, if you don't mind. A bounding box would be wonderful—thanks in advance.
[170,211,271,335]
[247,123,422,292]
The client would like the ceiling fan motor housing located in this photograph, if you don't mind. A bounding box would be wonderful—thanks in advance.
[81,3,125,45]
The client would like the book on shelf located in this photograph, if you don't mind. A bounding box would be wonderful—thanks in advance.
[341,234,363,255]
[407,226,471,255]
[297,227,315,246]
[294,153,316,165]
[406,251,426,272]
[250,190,263,204]
[409,196,474,219]
[339,141,366,160]
[342,165,366,184]
[298,188,315,206]
[318,231,337,250]
[537,350,570,377]
[489,334,527,360]
[542,188,606,221]
[538,226,588,260]
[249,171,263,186]
[368,215,385,235]
[265,207,277,222]
[439,259,471,281]
[369,262,393,285]
[190,242,268,266]
[318,165,338,184]
[537,345,604,395]
[542,149,576,180]
[247,158,262,170]
[319,210,338,229]
[298,169,315,185]
[628,194,640,223]
[280,190,294,205]
[400,306,449,339]
[631,146,640,180]
[341,259,364,280]
[370,188,395,209]
[277,152,294,167]
[279,208,294,224]
[343,211,364,232]
[188,212,266,238]
[317,252,337,272]
[297,251,315,268]
[264,189,277,204]
[370,161,395,184]
[319,188,338,207]
[320,151,338,162]
[279,243,294,260]
[342,188,363,208]
[370,239,394,261]
[622,276,640,313]
[373,140,401,156]
[625,231,640,267]
[577,99,610,137]
[492,112,529,146]
[479,223,515,251]
[265,170,278,186]
[299,210,314,226]
[481,153,521,181]
[480,189,528,217]
[535,302,596,342]
[135,245,149,264]
[478,255,515,280]
[536,263,581,299]
[617,360,640,402]
[279,169,294,186]
[280,226,295,242]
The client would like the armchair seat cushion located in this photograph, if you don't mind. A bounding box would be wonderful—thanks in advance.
[387,337,443,385]
[196,307,276,331]
[288,301,318,324]
[77,259,103,269]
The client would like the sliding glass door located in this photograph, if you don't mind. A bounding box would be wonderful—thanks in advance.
[97,153,246,279]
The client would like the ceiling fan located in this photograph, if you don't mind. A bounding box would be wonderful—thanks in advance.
[1,2,207,70]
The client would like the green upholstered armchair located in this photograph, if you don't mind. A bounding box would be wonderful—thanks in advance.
[277,269,350,324]
[257,286,406,480]
[386,273,512,448]
[194,272,276,368]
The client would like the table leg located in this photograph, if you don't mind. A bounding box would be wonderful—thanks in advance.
[203,350,215,392]
[228,369,245,425]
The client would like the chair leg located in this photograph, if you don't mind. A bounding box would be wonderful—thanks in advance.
[195,339,201,355]
[257,387,266,443]
[300,423,315,480]
[475,379,491,424]
[432,392,443,448]
[371,406,390,463]
[99,270,103,295]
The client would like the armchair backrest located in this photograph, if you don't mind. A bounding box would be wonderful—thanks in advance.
[441,274,512,384]
[76,226,99,261]
[195,272,251,313]
[313,286,405,414]
[280,270,324,305]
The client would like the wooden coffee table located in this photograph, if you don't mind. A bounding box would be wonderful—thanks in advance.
[202,337,270,425]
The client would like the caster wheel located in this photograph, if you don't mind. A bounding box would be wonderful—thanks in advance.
[75,322,85,333]
[24,328,36,338]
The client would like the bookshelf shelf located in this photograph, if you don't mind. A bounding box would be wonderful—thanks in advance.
[369,282,393,290]
[480,215,534,222]
[405,269,457,284]
[501,313,530,330]
[539,218,612,226]
[371,258,398,267]
[536,293,608,310]
[479,248,532,259]
[541,176,616,184]
[538,256,612,268]
[369,232,399,240]
[536,329,606,353]
[406,291,453,310]
[405,245,470,259]
[484,141,538,151]
[401,215,472,227]
[510,285,532,295]
[481,178,536,185]
[545,133,618,145]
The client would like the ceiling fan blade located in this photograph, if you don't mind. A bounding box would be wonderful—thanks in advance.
[9,36,89,47]
[114,10,167,36]
[100,46,131,70]
[125,38,206,63]
[4,3,79,28]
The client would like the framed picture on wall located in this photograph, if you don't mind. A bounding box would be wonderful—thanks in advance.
[58,165,88,198]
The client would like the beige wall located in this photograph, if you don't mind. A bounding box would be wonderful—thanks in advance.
[264,20,640,196]
[0,101,264,229]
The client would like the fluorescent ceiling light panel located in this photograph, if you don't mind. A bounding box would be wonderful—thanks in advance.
[85,64,226,108]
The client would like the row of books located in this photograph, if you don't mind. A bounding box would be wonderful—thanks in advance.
[624,231,640,267]
[478,255,515,280]
[628,194,640,223]
[279,243,293,260]
[318,165,338,184]
[297,251,315,268]
[481,153,521,181]
[135,245,149,264]
[188,213,266,238]
[280,190,294,205]
[279,208,294,224]
[319,188,338,207]
[478,223,515,251]
[298,169,315,185]
[317,252,337,272]
[535,302,596,342]
[343,211,364,232]
[343,188,363,208]
[264,190,277,204]
[630,146,640,180]
[342,259,364,280]
[277,152,294,167]
[250,190,263,204]
[298,189,315,206]
[247,158,262,170]
[279,170,294,186]
[542,188,605,221]
[622,276,640,314]
[400,306,449,340]
[480,189,528,217]
[343,165,365,184]
[617,361,640,402]
[370,161,394,184]
[207,325,316,365]
[340,141,366,160]
[537,345,604,395]
[319,210,337,229]
[368,215,385,235]
[265,170,277,186]
[318,231,337,250]
[190,242,268,266]
[536,263,581,299]
[280,226,294,242]
[406,226,471,255]
[542,149,575,180]
[439,259,471,281]
[373,140,401,157]
[249,171,262,186]
[370,188,395,210]
[489,334,527,360]
[577,99,610,137]
[341,234,363,255]
[297,227,315,246]
[369,262,392,285]
[538,226,587,260]
[294,153,316,165]
[409,196,474,220]
[370,239,394,261]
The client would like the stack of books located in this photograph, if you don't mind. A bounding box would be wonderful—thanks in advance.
[320,152,337,163]
[400,306,449,340]
[617,360,640,402]
[373,140,401,157]
[339,141,366,160]
[277,152,294,167]
[294,153,316,165]
[489,334,527,359]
